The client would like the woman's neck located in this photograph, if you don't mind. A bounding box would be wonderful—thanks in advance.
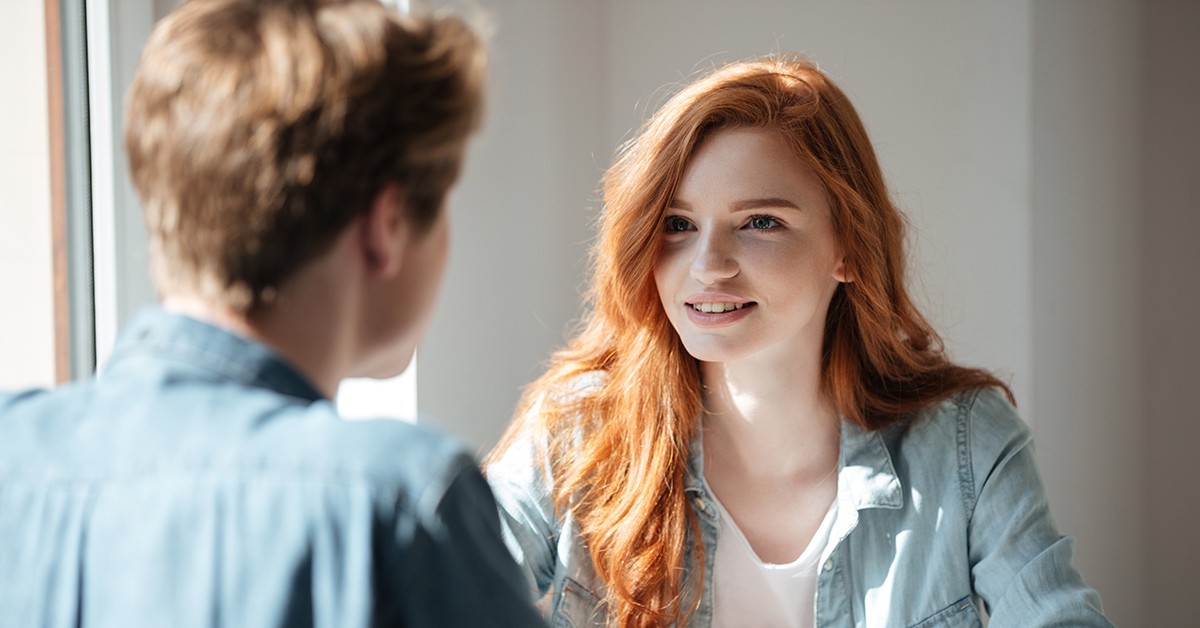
[700,353,840,481]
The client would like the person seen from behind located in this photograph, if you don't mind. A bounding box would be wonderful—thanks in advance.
[0,0,545,625]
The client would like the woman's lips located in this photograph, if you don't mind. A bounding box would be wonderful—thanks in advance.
[684,301,757,327]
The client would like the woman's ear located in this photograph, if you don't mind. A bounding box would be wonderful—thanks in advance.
[359,182,410,277]
[833,257,853,283]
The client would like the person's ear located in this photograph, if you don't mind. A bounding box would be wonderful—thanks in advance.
[359,183,409,278]
[833,256,853,283]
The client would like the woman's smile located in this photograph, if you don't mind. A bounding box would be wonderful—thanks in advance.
[685,300,758,326]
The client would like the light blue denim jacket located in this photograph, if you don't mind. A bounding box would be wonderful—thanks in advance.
[488,385,1112,627]
[0,309,545,628]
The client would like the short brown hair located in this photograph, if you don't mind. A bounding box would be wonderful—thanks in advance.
[125,0,485,311]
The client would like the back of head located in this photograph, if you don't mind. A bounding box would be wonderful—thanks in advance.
[125,0,485,311]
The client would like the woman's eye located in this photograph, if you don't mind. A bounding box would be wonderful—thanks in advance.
[663,216,693,232]
[747,215,780,230]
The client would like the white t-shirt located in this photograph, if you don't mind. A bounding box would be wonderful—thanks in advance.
[706,479,839,628]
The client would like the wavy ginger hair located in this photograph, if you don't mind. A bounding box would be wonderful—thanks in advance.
[487,57,1012,627]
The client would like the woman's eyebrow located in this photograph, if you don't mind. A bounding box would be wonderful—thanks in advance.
[730,197,801,211]
[667,197,801,212]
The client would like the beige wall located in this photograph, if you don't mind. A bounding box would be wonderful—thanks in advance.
[1031,1,1145,622]
[1141,0,1200,624]
[0,1,55,390]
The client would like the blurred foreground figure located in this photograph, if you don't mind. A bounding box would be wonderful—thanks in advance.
[0,1,544,626]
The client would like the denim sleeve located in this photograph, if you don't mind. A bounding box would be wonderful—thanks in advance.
[394,453,548,627]
[965,390,1114,627]
[485,422,560,600]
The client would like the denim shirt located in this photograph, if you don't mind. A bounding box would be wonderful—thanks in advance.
[0,309,545,628]
[488,385,1113,627]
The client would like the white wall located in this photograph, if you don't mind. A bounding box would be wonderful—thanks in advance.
[0,0,56,390]
[418,0,608,450]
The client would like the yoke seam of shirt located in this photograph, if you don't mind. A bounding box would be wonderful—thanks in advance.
[956,390,980,523]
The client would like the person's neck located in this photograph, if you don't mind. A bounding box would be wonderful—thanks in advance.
[700,348,840,481]
[162,281,356,400]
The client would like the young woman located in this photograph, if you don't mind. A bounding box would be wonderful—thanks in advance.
[486,57,1111,628]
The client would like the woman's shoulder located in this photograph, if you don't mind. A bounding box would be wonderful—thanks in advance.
[520,370,608,438]
[898,385,1027,441]
[884,386,1033,493]
[888,386,1036,499]
[551,370,608,403]
[487,370,607,482]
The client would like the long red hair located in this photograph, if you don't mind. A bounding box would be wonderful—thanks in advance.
[487,57,1011,627]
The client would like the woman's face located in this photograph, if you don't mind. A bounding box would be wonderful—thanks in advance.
[653,127,848,365]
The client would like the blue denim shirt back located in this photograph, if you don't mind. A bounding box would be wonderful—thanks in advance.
[0,309,544,628]
[489,383,1113,627]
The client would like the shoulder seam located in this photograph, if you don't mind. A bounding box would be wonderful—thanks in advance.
[955,388,984,524]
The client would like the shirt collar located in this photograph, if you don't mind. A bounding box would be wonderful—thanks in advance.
[684,415,904,511]
[102,307,326,403]
[837,419,903,510]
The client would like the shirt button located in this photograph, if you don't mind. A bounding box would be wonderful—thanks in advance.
[692,496,708,513]
[823,558,834,572]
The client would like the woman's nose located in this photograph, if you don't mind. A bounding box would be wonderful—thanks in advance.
[690,231,739,284]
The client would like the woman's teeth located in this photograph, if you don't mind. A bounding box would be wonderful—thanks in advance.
[690,302,746,313]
